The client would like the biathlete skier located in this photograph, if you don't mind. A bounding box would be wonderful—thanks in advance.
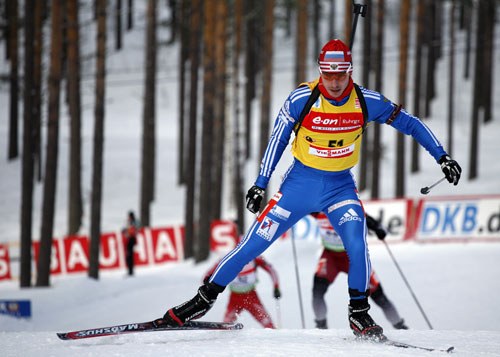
[154,39,461,339]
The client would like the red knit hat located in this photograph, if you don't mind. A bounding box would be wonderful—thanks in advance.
[317,39,353,73]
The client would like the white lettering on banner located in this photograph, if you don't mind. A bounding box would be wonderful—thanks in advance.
[135,232,148,262]
[67,240,89,270]
[416,197,500,240]
[174,226,184,261]
[57,239,67,274]
[99,237,118,267]
[309,143,355,158]
[50,246,59,271]
[212,223,236,253]
[155,231,177,260]
[0,245,10,279]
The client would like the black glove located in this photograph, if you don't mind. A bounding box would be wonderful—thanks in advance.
[246,185,265,214]
[374,227,387,240]
[365,215,387,240]
[439,155,462,186]
[273,287,281,299]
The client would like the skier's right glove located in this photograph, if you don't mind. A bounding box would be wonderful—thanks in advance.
[273,287,281,300]
[439,155,462,186]
[246,185,265,214]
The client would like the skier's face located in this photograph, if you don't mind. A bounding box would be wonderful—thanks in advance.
[320,71,350,98]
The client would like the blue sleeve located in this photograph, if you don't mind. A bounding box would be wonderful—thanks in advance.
[254,86,311,189]
[361,87,447,162]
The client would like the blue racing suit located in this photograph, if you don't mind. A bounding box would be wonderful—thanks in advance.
[209,79,447,300]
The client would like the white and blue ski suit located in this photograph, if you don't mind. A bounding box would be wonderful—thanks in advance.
[209,78,447,300]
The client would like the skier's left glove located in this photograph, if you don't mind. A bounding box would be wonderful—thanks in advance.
[439,155,462,186]
[273,287,281,300]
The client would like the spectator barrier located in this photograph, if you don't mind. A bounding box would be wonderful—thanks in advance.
[1,195,499,283]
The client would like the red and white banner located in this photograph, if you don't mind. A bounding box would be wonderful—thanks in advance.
[363,198,415,241]
[0,244,12,281]
[2,196,500,283]
[210,220,238,254]
[31,226,185,276]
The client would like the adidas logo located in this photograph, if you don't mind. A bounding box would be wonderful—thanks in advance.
[338,208,362,226]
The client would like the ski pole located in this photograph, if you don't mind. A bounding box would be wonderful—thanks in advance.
[382,239,434,329]
[290,227,306,329]
[420,177,447,195]
[275,299,282,329]
[349,2,368,50]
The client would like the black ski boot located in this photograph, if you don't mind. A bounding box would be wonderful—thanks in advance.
[348,299,384,340]
[154,282,225,327]
[315,319,328,329]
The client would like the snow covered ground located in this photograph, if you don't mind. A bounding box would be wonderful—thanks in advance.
[1,240,500,356]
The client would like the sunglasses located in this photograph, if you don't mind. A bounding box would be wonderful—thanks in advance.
[320,72,349,81]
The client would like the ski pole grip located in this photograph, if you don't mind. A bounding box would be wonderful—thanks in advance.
[353,3,368,17]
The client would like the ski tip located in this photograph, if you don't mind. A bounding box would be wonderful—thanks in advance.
[234,323,244,330]
[446,346,455,353]
[56,333,69,340]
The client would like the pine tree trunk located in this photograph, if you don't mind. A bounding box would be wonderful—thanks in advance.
[67,0,84,235]
[167,0,177,44]
[33,0,43,182]
[140,0,157,227]
[481,0,494,123]
[211,0,228,220]
[447,1,456,157]
[89,0,107,280]
[410,0,425,174]
[20,0,36,288]
[312,0,321,59]
[232,0,245,235]
[462,1,472,80]
[358,0,372,192]
[295,0,307,85]
[344,0,352,43]
[259,0,274,162]
[370,0,384,199]
[115,0,122,50]
[395,0,410,198]
[8,0,19,160]
[328,0,335,40]
[243,1,261,159]
[197,0,216,262]
[468,0,486,180]
[37,0,63,287]
[184,0,202,259]
[127,0,133,30]
[177,0,189,185]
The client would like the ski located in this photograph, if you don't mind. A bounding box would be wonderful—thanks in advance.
[382,338,454,353]
[348,335,454,353]
[57,320,244,340]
